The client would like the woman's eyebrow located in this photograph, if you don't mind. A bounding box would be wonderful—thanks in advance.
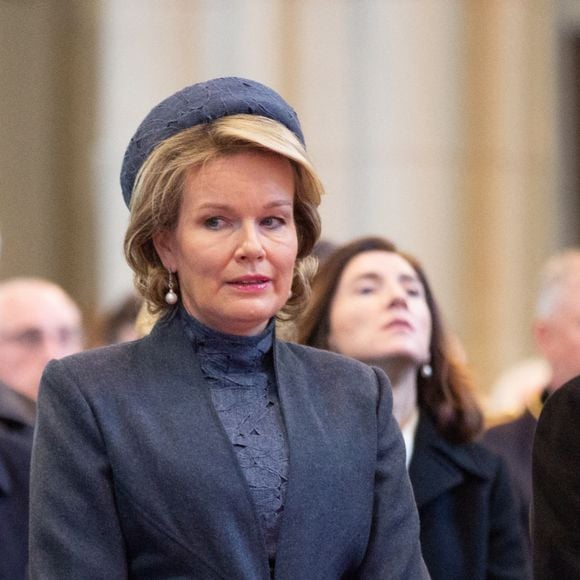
[352,272,382,283]
[193,199,293,211]
[400,273,420,284]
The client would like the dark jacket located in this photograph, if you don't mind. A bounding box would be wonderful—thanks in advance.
[482,397,543,564]
[29,314,428,579]
[0,381,33,580]
[532,375,580,579]
[410,415,530,579]
[0,430,31,580]
[0,380,35,435]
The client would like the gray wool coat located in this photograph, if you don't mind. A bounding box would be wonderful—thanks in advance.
[29,314,428,579]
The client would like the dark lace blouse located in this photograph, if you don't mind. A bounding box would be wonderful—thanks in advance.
[180,309,289,571]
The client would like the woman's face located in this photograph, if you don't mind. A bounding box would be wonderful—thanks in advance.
[154,150,298,336]
[328,250,432,365]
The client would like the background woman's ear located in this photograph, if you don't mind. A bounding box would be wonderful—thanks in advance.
[152,231,177,272]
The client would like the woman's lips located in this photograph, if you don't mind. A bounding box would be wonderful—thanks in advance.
[384,319,413,331]
[227,276,271,292]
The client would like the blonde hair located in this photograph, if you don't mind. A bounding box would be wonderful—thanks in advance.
[124,114,323,320]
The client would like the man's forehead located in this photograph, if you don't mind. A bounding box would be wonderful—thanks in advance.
[0,285,80,329]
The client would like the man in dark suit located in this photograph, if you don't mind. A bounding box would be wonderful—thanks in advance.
[532,374,580,578]
[483,249,580,557]
[0,278,83,579]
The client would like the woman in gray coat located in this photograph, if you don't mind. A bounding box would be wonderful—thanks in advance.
[29,78,428,579]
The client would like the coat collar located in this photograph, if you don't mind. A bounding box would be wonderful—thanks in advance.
[0,382,35,429]
[409,413,491,508]
[272,340,348,577]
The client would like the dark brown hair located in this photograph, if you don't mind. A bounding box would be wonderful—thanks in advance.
[297,236,483,443]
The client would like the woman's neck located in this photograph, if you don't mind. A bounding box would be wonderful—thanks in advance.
[365,358,418,429]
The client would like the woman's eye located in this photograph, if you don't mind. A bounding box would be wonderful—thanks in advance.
[406,287,422,297]
[203,217,225,229]
[261,216,285,228]
[355,285,376,295]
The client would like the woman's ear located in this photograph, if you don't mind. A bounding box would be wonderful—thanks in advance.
[153,230,177,272]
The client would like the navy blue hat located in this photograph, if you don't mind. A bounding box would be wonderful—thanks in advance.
[120,76,304,207]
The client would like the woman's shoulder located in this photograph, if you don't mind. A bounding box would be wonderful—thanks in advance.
[48,316,177,376]
[41,337,153,398]
[277,340,382,378]
[50,338,144,372]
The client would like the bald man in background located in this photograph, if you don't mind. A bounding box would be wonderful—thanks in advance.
[0,277,83,579]
[0,277,83,418]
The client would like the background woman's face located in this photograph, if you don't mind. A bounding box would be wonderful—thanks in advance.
[154,150,298,336]
[328,250,432,365]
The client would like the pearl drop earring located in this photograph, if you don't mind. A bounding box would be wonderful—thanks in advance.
[420,363,433,378]
[165,270,178,305]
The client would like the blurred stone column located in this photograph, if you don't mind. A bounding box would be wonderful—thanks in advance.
[0,0,99,324]
[459,0,558,389]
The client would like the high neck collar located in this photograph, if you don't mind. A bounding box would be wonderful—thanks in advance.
[179,307,274,366]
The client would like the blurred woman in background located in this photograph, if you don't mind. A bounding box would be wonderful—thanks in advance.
[298,235,529,580]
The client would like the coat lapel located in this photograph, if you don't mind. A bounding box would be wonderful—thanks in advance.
[272,342,349,578]
[121,314,269,578]
[409,414,488,508]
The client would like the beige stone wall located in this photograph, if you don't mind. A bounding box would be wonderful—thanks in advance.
[0,0,99,323]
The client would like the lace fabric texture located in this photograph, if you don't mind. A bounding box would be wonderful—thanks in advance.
[180,311,289,565]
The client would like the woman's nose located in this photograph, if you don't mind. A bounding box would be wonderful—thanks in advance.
[385,284,407,308]
[234,225,265,262]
